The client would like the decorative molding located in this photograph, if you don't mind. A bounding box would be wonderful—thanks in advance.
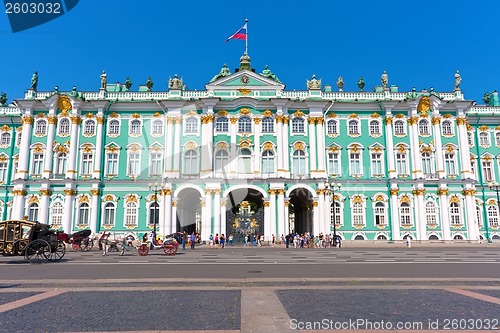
[39,189,52,196]
[63,189,77,196]
[437,189,449,196]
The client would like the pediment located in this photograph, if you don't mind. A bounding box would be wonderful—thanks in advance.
[205,70,285,91]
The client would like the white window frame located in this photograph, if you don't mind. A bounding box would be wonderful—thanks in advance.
[103,202,116,226]
[327,119,338,135]
[0,132,11,146]
[183,149,199,175]
[214,149,229,175]
[370,152,383,176]
[441,120,453,135]
[261,117,274,133]
[125,202,138,227]
[418,119,430,136]
[487,204,499,227]
[374,202,386,226]
[369,120,380,136]
[0,160,7,183]
[53,152,67,178]
[449,202,461,226]
[425,201,438,226]
[127,151,141,177]
[394,120,405,136]
[77,202,90,226]
[151,119,164,136]
[215,117,229,133]
[238,148,252,174]
[149,151,163,177]
[108,119,120,136]
[479,132,490,146]
[395,151,408,176]
[184,117,198,134]
[105,151,119,176]
[261,149,275,174]
[444,152,457,176]
[400,202,412,226]
[58,118,70,136]
[28,202,39,221]
[348,119,360,136]
[129,119,142,136]
[351,202,365,226]
[349,151,362,176]
[31,151,44,176]
[50,201,64,227]
[291,118,305,134]
[292,149,307,176]
[34,119,47,136]
[83,119,96,136]
[328,151,341,176]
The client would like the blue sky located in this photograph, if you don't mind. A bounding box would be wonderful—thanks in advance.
[0,0,498,104]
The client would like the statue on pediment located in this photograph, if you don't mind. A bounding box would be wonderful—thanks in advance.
[357,77,365,91]
[145,76,154,91]
[169,74,183,90]
[100,71,107,90]
[30,71,38,91]
[307,74,321,90]
[336,76,344,91]
[124,77,133,91]
[0,92,7,106]
[209,64,231,83]
[381,71,388,90]
[454,70,461,91]
[483,92,491,105]
[260,65,281,83]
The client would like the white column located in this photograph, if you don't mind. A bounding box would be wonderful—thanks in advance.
[432,117,445,178]
[269,190,277,238]
[12,188,27,220]
[312,199,319,235]
[66,115,81,180]
[213,189,221,235]
[316,118,326,174]
[92,114,105,179]
[38,189,51,225]
[229,117,238,175]
[253,118,261,174]
[386,118,397,179]
[200,114,214,177]
[413,190,426,240]
[17,116,33,179]
[408,117,423,179]
[456,117,472,179]
[463,190,478,241]
[171,199,178,233]
[282,116,290,175]
[90,188,100,233]
[164,189,173,234]
[220,199,227,239]
[275,115,283,174]
[172,117,181,176]
[42,114,57,179]
[264,200,271,241]
[390,189,401,241]
[438,188,451,240]
[308,117,317,173]
[165,117,174,174]
[284,199,290,239]
[276,189,285,241]
[158,191,165,238]
[62,188,76,233]
[202,190,212,241]
[318,189,326,234]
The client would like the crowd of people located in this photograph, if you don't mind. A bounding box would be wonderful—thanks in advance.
[281,232,341,249]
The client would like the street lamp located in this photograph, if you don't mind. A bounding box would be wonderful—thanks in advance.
[148,182,165,242]
[488,182,500,237]
[325,180,341,240]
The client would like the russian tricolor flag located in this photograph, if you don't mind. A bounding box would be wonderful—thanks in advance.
[225,23,247,42]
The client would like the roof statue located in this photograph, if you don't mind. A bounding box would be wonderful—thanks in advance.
[381,71,388,90]
[54,86,59,93]
[406,87,418,99]
[306,74,321,90]
[0,92,7,106]
[209,64,231,83]
[124,77,133,91]
[30,71,38,91]
[336,76,345,91]
[483,92,491,105]
[100,71,107,90]
[145,76,154,91]
[69,86,79,98]
[260,65,281,83]
[239,53,251,71]
[454,70,461,91]
[168,74,183,90]
[357,77,365,91]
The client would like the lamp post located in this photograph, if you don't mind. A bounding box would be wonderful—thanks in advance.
[488,182,500,235]
[325,179,341,240]
[148,182,164,242]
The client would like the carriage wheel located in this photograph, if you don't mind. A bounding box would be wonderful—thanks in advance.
[80,238,94,252]
[25,239,51,263]
[72,243,80,251]
[138,244,149,256]
[46,241,66,262]
[164,244,177,256]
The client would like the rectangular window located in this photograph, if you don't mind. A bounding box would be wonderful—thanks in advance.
[395,153,408,175]
[81,153,93,175]
[328,152,340,175]
[32,153,44,175]
[150,153,162,176]
[482,160,494,182]
[0,162,7,182]
[106,153,119,175]
[371,153,383,175]
[128,153,141,176]
[349,153,361,175]
[444,153,456,175]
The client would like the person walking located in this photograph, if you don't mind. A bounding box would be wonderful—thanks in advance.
[181,231,187,250]
[190,232,196,250]
[220,234,225,249]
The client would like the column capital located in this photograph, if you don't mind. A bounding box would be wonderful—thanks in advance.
[39,189,52,196]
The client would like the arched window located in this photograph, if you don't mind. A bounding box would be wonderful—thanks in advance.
[78,203,90,226]
[185,117,198,133]
[369,120,380,136]
[108,119,120,135]
[327,120,338,135]
[238,116,252,133]
[84,119,96,136]
[450,202,461,225]
[394,120,405,135]
[453,234,464,240]
[129,119,141,135]
[58,118,70,135]
[0,132,11,145]
[292,149,306,176]
[50,202,63,227]
[400,202,411,226]
[442,120,453,135]
[28,202,39,221]
[261,117,274,133]
[125,202,138,227]
[479,132,490,146]
[184,149,199,175]
[352,202,364,226]
[54,152,67,178]
[35,119,47,136]
[425,201,438,226]
[261,150,275,174]
[103,202,116,226]
[215,117,228,132]
[238,148,252,173]
[291,118,305,134]
[377,235,388,240]
[149,202,159,226]
[152,119,163,135]
[487,205,499,227]
[418,119,429,135]
[214,149,229,173]
[374,202,386,226]
[348,119,359,135]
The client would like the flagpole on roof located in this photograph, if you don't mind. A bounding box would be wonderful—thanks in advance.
[245,18,248,55]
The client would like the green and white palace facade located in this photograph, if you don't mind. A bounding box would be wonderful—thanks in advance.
[1,56,500,242]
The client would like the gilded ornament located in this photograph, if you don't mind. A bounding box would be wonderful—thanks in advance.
[22,116,34,125]
[253,117,261,124]
[390,189,399,196]
[352,195,363,203]
[263,110,273,117]
[70,116,82,125]
[230,117,238,124]
[371,113,380,119]
[479,125,489,131]
[131,113,141,119]
[328,112,337,118]
[12,189,27,196]
[437,189,449,196]
[39,189,52,196]
[294,110,305,117]
[240,108,251,115]
[443,114,452,119]
[104,194,114,201]
[456,117,466,126]
[400,195,411,203]
[293,142,305,150]
[312,201,318,207]
[109,112,119,118]
[283,116,289,124]
[262,142,274,150]
[57,95,72,112]
[96,116,104,125]
[449,195,461,203]
[417,96,431,113]
[431,117,441,125]
[217,110,228,117]
[90,189,100,196]
[349,113,359,119]
[78,195,90,203]
[307,117,316,124]
[385,117,393,125]
[28,196,39,204]
[185,142,197,150]
[412,189,425,196]
[238,88,252,96]
[46,116,57,125]
[395,114,405,119]
[461,189,476,196]
[466,123,473,131]
[408,117,419,125]
[64,189,77,196]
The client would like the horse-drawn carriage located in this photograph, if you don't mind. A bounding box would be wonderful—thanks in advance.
[57,229,94,251]
[137,233,180,256]
[0,220,66,263]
